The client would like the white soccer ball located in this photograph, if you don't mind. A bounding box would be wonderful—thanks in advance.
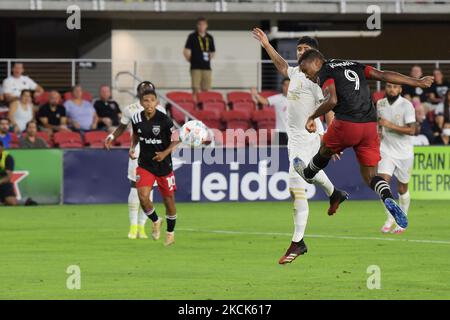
[179,120,209,147]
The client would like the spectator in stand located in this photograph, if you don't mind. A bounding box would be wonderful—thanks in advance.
[427,69,449,106]
[19,121,48,149]
[37,90,69,133]
[411,121,430,146]
[2,62,43,103]
[443,90,450,125]
[402,65,428,105]
[64,85,98,132]
[183,17,216,96]
[433,88,450,130]
[415,103,440,144]
[0,140,17,205]
[0,85,5,106]
[251,78,290,145]
[0,118,12,148]
[93,85,121,132]
[8,89,34,134]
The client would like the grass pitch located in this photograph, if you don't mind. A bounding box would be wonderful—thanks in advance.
[1,200,449,300]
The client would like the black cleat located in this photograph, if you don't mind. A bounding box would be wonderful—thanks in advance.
[328,189,349,216]
[278,239,308,265]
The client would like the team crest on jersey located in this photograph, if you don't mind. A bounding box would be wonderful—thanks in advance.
[152,125,161,135]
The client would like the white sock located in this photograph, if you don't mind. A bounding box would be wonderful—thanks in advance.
[313,170,334,197]
[292,197,309,242]
[398,191,410,216]
[128,188,139,226]
[138,190,154,226]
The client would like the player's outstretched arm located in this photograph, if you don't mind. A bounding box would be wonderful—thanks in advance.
[252,28,289,78]
[105,123,128,150]
[367,67,434,89]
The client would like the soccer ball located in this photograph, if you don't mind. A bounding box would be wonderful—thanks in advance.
[179,120,209,147]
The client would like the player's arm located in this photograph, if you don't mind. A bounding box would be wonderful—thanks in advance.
[252,28,289,78]
[379,119,416,136]
[325,111,335,127]
[366,67,434,89]
[105,123,129,150]
[305,82,338,133]
[250,88,269,105]
[129,130,139,160]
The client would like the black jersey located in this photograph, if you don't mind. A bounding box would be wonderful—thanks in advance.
[131,110,176,177]
[318,59,377,123]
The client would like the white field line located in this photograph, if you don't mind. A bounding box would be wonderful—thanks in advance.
[178,228,450,245]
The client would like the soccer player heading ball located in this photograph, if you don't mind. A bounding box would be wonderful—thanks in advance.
[294,49,434,230]
[130,82,180,246]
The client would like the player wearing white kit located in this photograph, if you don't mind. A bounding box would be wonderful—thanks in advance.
[377,83,416,234]
[105,81,166,239]
[252,28,348,264]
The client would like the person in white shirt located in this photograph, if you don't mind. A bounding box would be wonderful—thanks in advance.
[377,83,416,234]
[252,28,348,265]
[105,81,167,240]
[251,78,289,145]
[2,63,43,103]
[8,89,34,133]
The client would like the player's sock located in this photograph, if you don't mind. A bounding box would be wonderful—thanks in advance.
[370,176,394,201]
[398,191,411,215]
[144,207,159,223]
[128,188,139,226]
[292,198,309,242]
[304,153,331,179]
[314,170,334,197]
[166,215,177,233]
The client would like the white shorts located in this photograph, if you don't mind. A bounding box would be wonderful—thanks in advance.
[288,136,321,196]
[378,154,414,184]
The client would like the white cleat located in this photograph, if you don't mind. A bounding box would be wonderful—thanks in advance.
[381,223,393,234]
[391,226,406,234]
[128,225,138,239]
[164,232,175,246]
[151,218,162,240]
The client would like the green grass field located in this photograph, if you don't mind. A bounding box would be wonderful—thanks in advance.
[1,200,449,300]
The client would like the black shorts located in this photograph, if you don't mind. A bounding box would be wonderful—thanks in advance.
[0,182,15,202]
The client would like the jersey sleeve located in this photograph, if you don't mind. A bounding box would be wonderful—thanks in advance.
[120,107,132,126]
[287,67,296,79]
[318,65,334,90]
[312,83,325,104]
[315,118,325,135]
[26,76,38,90]
[404,101,416,124]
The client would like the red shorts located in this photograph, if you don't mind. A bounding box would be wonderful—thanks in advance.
[136,167,177,197]
[323,119,381,167]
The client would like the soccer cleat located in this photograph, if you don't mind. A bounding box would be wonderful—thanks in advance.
[384,198,408,229]
[293,157,313,184]
[278,239,308,265]
[164,232,175,246]
[381,223,393,234]
[391,226,406,234]
[137,225,148,239]
[151,218,163,240]
[328,189,349,216]
[128,224,138,239]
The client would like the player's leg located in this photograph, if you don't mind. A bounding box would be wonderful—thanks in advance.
[377,174,395,233]
[127,182,139,239]
[377,154,397,233]
[137,189,153,239]
[136,167,162,240]
[0,183,17,206]
[391,157,413,234]
[278,172,308,265]
[156,171,177,246]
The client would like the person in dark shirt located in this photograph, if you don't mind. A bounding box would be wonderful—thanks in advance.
[0,118,12,148]
[19,121,48,149]
[93,85,121,132]
[0,140,16,205]
[402,65,428,103]
[427,68,449,105]
[37,90,69,133]
[183,17,216,95]
[296,49,434,230]
[129,82,180,246]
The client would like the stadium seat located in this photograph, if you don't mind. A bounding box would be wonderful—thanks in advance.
[232,101,256,115]
[54,131,83,148]
[35,91,50,106]
[227,91,253,104]
[252,109,276,130]
[197,91,224,103]
[372,90,385,104]
[191,110,222,129]
[222,130,248,148]
[167,91,195,103]
[84,131,108,148]
[170,102,196,124]
[202,101,226,116]
[115,133,131,148]
[63,91,93,102]
[36,131,53,147]
[222,110,252,130]
[9,133,19,148]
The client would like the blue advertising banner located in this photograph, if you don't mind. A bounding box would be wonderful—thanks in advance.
[63,147,382,204]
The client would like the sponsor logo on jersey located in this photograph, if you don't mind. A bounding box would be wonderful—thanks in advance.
[140,137,162,144]
[328,60,356,69]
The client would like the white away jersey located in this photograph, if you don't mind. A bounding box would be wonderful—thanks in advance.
[377,96,416,159]
[286,66,324,148]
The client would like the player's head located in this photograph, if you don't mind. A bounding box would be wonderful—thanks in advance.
[385,83,402,103]
[281,77,290,96]
[196,17,208,34]
[298,49,325,82]
[296,36,319,61]
[137,81,158,113]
